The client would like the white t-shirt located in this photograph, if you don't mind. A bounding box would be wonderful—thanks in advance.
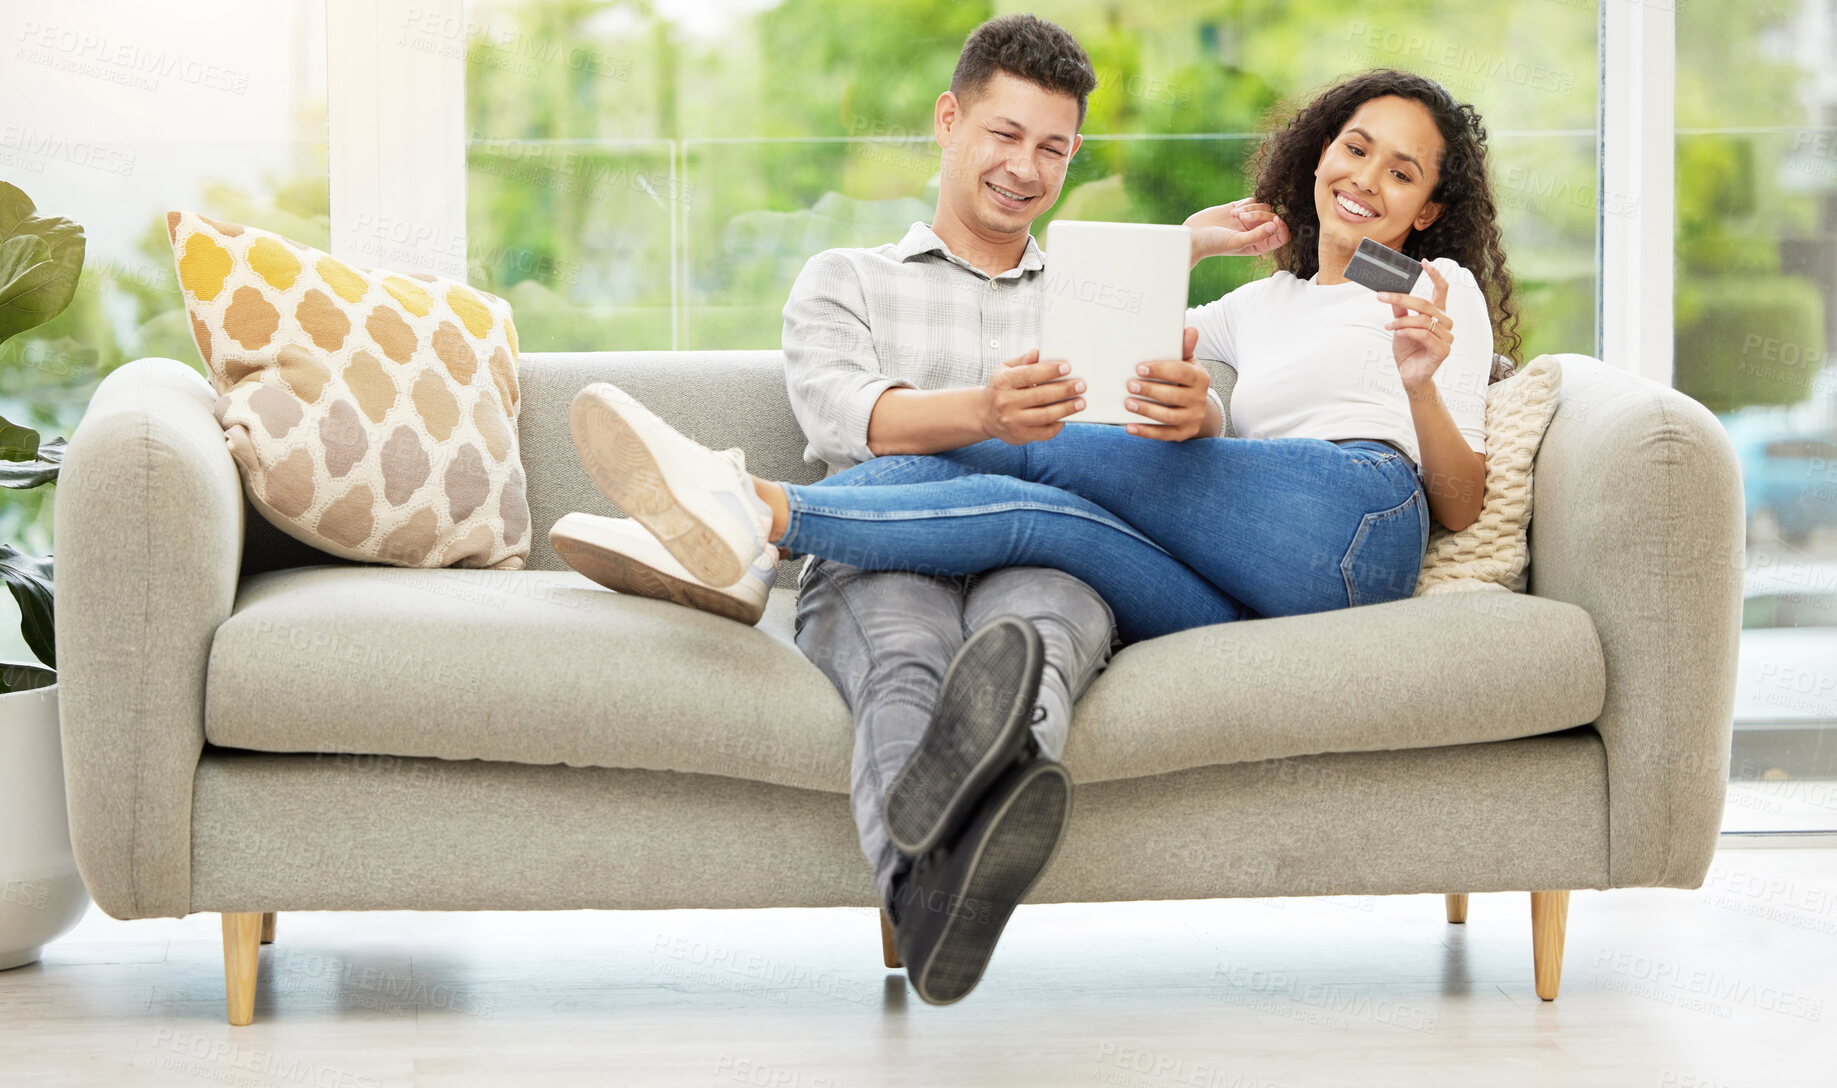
[1185,257,1490,467]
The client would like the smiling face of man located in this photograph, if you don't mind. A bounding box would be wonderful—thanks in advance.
[1312,94,1446,258]
[934,71,1083,243]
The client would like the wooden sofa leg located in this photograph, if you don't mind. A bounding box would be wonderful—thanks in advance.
[879,909,902,969]
[222,912,264,1026]
[1445,894,1469,924]
[1530,891,1570,1001]
[260,912,277,945]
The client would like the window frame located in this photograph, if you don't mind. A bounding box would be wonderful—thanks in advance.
[326,0,468,282]
[1598,0,1676,384]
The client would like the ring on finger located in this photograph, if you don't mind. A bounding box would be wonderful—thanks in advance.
[1430,316,1441,333]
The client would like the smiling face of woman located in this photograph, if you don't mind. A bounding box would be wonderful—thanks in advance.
[1312,94,1446,265]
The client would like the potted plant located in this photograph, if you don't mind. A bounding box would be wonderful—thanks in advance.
[1,180,89,970]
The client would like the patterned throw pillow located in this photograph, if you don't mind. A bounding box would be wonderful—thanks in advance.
[1413,354,1563,595]
[167,212,529,569]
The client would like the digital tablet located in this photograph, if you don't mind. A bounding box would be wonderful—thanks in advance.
[1038,220,1192,426]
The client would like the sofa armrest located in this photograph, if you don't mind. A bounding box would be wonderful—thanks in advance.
[54,358,245,919]
[1527,354,1744,889]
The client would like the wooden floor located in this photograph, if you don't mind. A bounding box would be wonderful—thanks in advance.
[3,845,1832,1087]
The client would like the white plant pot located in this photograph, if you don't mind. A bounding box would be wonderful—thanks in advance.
[0,683,91,970]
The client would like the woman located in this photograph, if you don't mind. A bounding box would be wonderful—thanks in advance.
[550,70,1523,643]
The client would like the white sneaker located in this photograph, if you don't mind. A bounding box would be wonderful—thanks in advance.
[550,512,775,625]
[569,382,776,588]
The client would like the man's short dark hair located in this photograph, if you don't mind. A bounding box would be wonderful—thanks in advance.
[950,14,1096,127]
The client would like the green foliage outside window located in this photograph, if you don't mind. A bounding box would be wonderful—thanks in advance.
[460,0,1609,364]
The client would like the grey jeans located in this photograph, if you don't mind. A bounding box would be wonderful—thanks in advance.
[793,558,1117,901]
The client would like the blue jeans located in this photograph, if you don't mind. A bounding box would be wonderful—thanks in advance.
[779,424,1430,643]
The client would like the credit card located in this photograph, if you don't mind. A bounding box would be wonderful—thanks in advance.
[1343,236,1422,295]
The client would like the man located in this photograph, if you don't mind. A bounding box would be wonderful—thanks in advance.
[775,17,1128,1007]
[552,14,1255,1004]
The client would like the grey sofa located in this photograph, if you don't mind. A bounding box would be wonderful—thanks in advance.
[54,349,1744,1025]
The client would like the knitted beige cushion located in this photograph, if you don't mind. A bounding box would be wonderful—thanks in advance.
[168,212,529,569]
[1414,354,1562,595]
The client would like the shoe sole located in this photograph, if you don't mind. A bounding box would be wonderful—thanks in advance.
[882,617,1044,855]
[909,762,1071,1006]
[570,388,747,588]
[551,529,764,625]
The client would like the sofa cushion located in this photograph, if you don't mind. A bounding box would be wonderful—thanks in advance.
[1415,354,1562,595]
[206,566,1606,792]
[168,212,530,570]
[1063,589,1606,782]
[206,567,855,793]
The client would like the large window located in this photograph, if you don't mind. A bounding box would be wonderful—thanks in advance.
[1678,0,1837,833]
[464,1,1597,357]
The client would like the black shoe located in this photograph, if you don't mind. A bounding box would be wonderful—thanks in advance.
[882,615,1045,855]
[886,757,1072,1006]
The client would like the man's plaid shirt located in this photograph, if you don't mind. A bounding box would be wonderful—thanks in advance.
[781,221,1051,476]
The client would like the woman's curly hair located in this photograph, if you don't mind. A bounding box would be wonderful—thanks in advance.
[1249,69,1523,365]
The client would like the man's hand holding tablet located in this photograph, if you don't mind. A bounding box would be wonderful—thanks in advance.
[1000,325,1213,442]
[981,348,1088,445]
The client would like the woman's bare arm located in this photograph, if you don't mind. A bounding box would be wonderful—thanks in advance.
[1408,384,1485,531]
